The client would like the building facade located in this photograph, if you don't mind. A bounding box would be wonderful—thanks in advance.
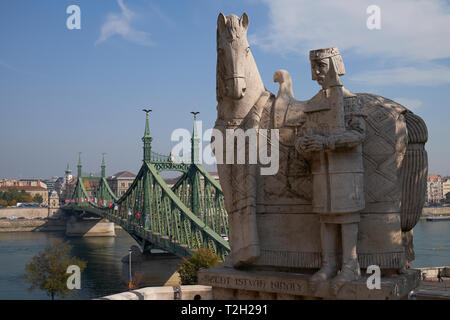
[107,171,136,197]
[0,179,48,205]
[426,174,445,204]
[443,179,450,200]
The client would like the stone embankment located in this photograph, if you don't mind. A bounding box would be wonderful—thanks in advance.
[0,217,66,232]
[0,207,50,219]
[412,267,450,300]
[0,207,66,232]
[97,285,212,300]
[420,207,450,219]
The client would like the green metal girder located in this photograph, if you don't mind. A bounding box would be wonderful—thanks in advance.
[62,115,230,259]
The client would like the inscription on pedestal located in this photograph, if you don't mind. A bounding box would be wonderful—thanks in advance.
[198,266,420,300]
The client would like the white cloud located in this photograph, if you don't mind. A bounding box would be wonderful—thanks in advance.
[96,0,152,46]
[0,59,16,71]
[392,98,423,111]
[349,64,450,86]
[252,0,450,61]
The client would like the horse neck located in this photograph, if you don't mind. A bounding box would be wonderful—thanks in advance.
[219,53,265,121]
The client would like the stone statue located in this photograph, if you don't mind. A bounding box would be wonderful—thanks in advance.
[214,12,272,267]
[292,48,366,291]
[205,12,428,299]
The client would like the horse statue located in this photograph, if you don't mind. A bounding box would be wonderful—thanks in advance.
[213,12,428,277]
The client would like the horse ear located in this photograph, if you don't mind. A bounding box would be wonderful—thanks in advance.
[217,13,227,31]
[240,13,249,31]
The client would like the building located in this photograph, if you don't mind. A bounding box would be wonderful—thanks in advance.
[48,190,60,216]
[42,176,60,192]
[163,172,220,188]
[426,174,444,204]
[60,177,77,202]
[443,178,450,200]
[0,179,48,205]
[0,179,47,189]
[64,164,73,184]
[107,171,136,197]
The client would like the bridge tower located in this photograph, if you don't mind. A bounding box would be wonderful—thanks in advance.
[142,109,153,162]
[101,153,106,178]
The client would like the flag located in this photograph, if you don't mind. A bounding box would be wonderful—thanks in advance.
[114,203,118,211]
[94,197,97,203]
[128,208,132,216]
[136,210,141,220]
[109,201,113,208]
[99,199,103,205]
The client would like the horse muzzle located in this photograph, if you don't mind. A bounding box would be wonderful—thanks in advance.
[225,76,246,100]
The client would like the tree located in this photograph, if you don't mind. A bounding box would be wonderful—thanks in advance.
[177,248,220,285]
[20,192,33,203]
[0,189,34,206]
[23,240,86,300]
[32,194,43,204]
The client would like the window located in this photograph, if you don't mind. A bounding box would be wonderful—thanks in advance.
[121,183,125,188]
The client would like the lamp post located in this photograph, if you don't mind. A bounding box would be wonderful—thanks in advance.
[128,248,132,290]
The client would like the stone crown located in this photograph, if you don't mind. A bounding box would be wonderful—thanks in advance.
[310,47,340,61]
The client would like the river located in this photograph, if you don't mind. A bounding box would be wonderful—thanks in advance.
[0,219,449,300]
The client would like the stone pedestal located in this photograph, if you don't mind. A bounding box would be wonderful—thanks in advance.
[66,217,115,237]
[198,266,420,300]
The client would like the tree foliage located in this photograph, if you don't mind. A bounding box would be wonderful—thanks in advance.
[32,194,43,204]
[23,240,86,300]
[0,189,35,206]
[177,248,220,285]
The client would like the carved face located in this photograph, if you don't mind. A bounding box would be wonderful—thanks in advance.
[311,58,330,87]
[217,13,249,100]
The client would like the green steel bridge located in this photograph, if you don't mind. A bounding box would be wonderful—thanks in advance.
[62,112,230,260]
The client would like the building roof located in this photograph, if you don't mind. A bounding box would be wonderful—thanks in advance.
[109,171,136,179]
[0,185,47,191]
[428,174,443,182]
[164,177,181,185]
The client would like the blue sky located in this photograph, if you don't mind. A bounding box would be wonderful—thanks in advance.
[1,0,450,179]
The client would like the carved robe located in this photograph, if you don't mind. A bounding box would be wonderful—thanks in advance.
[292,89,367,223]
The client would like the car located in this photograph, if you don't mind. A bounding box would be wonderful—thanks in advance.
[9,216,17,220]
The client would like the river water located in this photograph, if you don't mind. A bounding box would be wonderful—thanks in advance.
[0,220,449,300]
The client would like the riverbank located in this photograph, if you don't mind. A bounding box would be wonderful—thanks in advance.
[0,218,66,232]
[422,207,450,218]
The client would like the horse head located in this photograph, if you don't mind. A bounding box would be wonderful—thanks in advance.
[216,13,252,101]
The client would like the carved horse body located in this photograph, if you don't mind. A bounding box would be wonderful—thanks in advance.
[215,13,427,270]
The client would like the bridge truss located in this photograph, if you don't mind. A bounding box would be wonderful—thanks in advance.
[63,113,230,260]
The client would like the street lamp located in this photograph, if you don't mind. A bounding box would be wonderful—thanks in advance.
[128,248,132,290]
